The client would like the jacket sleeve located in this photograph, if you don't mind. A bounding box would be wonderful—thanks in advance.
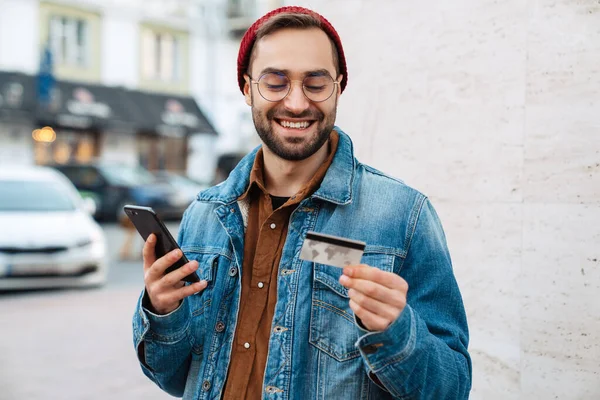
[355,197,472,399]
[132,209,194,398]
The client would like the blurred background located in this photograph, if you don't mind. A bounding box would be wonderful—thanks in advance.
[0,0,598,399]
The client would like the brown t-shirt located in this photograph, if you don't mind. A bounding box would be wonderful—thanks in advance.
[221,131,339,399]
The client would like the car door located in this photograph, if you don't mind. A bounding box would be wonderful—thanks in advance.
[58,166,107,218]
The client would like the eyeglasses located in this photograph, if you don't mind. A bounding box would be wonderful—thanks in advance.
[249,72,339,103]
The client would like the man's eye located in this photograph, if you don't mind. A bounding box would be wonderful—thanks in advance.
[305,85,326,93]
[266,84,288,91]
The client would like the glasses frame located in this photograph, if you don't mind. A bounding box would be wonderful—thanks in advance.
[248,72,340,103]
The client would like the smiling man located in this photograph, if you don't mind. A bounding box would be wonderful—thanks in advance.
[133,6,472,399]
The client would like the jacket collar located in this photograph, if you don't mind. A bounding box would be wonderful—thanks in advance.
[198,126,355,206]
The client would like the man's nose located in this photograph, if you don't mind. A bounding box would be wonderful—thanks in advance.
[283,81,310,114]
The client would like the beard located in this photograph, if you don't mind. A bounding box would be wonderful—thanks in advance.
[251,94,337,161]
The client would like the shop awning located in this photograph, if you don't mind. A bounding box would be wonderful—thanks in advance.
[37,79,145,131]
[126,90,217,137]
[0,71,138,130]
[0,71,217,136]
[0,71,37,123]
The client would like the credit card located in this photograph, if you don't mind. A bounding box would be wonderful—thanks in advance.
[299,231,366,268]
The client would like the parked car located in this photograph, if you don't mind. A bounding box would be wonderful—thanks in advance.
[0,166,107,290]
[50,163,189,221]
[153,171,209,206]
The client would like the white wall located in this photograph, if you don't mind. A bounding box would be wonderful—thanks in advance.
[286,0,600,399]
[0,0,39,74]
[190,25,212,115]
[101,11,139,89]
[186,133,217,183]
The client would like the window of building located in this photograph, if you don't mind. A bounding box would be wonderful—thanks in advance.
[49,15,89,67]
[138,134,187,172]
[227,0,255,18]
[141,29,181,82]
[33,130,98,166]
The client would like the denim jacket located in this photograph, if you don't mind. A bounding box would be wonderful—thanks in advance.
[132,128,472,399]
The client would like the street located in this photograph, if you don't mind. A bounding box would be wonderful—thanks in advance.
[0,222,181,400]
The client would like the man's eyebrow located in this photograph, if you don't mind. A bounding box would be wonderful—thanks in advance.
[258,67,290,76]
[257,68,333,78]
[305,69,332,77]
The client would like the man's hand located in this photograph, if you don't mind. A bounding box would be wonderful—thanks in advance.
[339,264,408,331]
[143,234,207,315]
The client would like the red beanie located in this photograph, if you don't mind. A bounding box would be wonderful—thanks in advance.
[237,6,348,95]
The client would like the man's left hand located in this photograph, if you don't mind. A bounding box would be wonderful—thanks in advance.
[339,264,408,332]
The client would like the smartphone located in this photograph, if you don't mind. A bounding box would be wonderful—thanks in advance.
[123,205,199,283]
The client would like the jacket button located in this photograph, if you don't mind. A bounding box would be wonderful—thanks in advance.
[202,380,211,391]
[265,385,282,394]
[215,321,225,332]
[229,266,238,277]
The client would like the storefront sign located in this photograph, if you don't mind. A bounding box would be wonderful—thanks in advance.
[161,99,199,128]
[1,82,24,108]
[57,114,93,129]
[66,88,111,118]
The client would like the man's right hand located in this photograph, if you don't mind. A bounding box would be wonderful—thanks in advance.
[143,233,208,315]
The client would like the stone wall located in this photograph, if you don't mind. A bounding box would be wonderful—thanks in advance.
[290,0,600,398]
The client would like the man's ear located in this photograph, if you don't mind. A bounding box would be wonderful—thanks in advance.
[243,74,252,106]
[336,74,344,97]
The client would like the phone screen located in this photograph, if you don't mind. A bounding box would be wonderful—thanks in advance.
[124,205,199,283]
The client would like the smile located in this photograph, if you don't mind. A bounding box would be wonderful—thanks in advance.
[275,119,314,130]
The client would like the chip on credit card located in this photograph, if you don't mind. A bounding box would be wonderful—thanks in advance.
[299,231,366,268]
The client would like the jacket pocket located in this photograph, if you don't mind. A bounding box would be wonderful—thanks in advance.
[309,252,395,362]
[181,251,219,318]
[181,250,229,355]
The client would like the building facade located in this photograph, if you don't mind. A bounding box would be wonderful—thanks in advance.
[0,0,221,182]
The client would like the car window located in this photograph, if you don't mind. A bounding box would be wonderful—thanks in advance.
[0,180,76,211]
[56,167,82,186]
[99,165,156,186]
[58,166,103,187]
[79,167,103,186]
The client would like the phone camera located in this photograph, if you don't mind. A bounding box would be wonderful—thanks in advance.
[133,211,138,215]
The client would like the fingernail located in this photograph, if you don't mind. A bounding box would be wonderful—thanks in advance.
[148,234,155,243]
[344,267,353,277]
[193,281,206,295]
[339,275,350,285]
[172,249,181,258]
[189,262,198,271]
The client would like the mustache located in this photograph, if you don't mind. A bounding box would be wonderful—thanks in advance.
[266,107,324,121]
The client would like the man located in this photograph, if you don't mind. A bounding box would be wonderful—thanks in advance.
[133,6,471,399]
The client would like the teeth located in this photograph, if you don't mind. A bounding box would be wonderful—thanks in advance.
[280,120,310,129]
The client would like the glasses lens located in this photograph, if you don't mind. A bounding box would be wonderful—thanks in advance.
[258,73,289,102]
[303,75,335,102]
